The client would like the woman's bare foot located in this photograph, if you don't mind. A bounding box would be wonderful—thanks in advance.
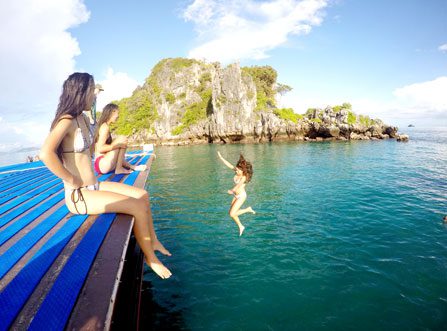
[145,254,172,279]
[247,207,256,214]
[153,240,172,256]
[115,167,133,175]
[134,164,147,171]
[124,162,134,170]
[239,225,245,236]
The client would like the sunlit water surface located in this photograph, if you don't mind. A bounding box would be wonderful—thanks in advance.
[141,128,447,330]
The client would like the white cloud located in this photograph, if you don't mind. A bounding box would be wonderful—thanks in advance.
[438,44,447,53]
[0,0,89,147]
[0,117,47,152]
[95,68,140,112]
[182,0,217,27]
[182,0,329,63]
[393,77,447,111]
[281,76,447,127]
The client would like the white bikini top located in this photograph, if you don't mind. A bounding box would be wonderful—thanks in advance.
[62,114,93,154]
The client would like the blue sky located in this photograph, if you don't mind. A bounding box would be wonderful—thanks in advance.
[0,0,446,150]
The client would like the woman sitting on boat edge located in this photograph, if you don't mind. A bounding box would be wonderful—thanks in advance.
[39,73,171,279]
[94,103,146,175]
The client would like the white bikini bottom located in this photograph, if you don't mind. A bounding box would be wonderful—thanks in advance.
[64,182,100,214]
[233,190,247,200]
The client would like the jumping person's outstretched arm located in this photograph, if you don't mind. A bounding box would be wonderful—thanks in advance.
[217,151,235,170]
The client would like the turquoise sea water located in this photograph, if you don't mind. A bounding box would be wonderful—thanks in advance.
[142,128,447,330]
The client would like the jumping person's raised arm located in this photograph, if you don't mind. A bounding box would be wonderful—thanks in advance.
[39,118,82,188]
[217,151,235,170]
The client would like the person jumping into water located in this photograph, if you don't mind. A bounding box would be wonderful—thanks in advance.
[217,151,255,236]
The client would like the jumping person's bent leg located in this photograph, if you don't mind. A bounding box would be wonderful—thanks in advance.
[98,181,171,256]
[66,189,172,279]
[236,207,256,216]
[229,196,247,236]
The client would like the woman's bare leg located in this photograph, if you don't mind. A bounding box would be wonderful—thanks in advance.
[66,189,172,279]
[236,206,256,216]
[98,148,132,174]
[123,159,135,170]
[114,148,132,174]
[229,196,247,236]
[99,181,171,256]
[98,149,120,174]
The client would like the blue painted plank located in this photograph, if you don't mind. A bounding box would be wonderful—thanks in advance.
[0,170,54,198]
[0,155,141,223]
[0,165,47,184]
[0,177,58,206]
[28,213,117,331]
[0,155,140,244]
[0,212,86,331]
[0,179,61,216]
[0,172,15,181]
[0,153,149,330]
[0,168,49,191]
[0,183,63,227]
[28,169,142,331]
[0,151,144,189]
[0,205,70,279]
[0,192,65,246]
[0,161,45,174]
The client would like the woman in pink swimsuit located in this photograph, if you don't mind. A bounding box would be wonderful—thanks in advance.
[217,152,255,236]
[94,103,145,175]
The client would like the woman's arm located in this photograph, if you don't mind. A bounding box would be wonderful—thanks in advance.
[217,151,235,170]
[96,124,125,154]
[39,118,82,188]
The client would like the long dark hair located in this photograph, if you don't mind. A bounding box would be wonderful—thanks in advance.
[236,154,253,183]
[50,73,94,159]
[94,103,118,144]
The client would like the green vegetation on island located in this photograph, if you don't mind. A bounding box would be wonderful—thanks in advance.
[274,108,303,123]
[241,65,277,111]
[110,57,389,142]
[172,88,212,135]
[113,87,158,135]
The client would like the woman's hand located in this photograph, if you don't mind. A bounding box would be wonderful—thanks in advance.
[116,136,128,144]
[113,136,128,149]
[227,190,234,195]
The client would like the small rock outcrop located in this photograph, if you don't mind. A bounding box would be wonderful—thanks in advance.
[396,134,409,142]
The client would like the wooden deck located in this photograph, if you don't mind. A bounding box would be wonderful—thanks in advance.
[0,151,153,330]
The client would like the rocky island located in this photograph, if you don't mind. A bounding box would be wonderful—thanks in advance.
[113,58,408,145]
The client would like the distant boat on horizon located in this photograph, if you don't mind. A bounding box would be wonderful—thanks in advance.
[408,124,415,127]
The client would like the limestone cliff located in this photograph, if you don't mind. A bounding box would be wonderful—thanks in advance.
[114,58,405,145]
